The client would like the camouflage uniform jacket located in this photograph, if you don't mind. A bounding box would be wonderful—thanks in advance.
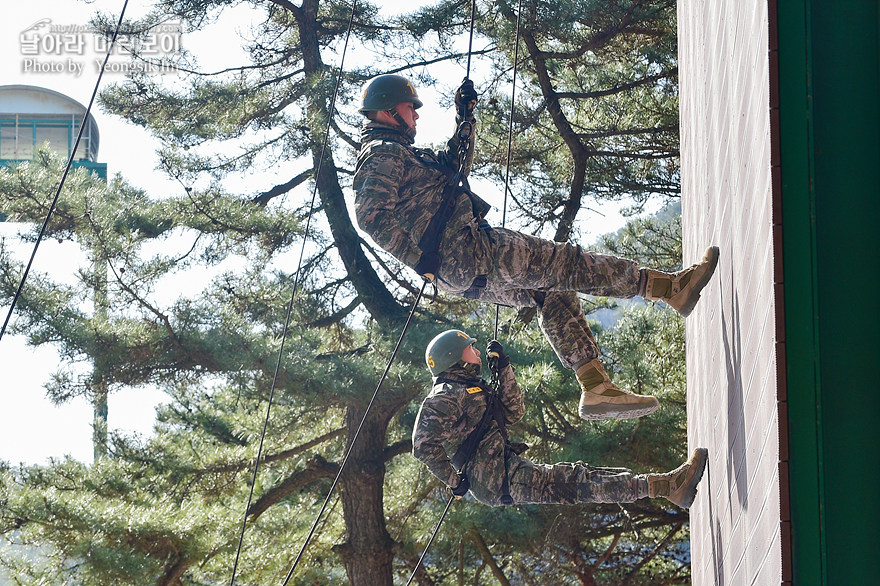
[412,363,524,489]
[353,120,481,269]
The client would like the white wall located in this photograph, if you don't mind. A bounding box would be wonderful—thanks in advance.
[678,0,784,584]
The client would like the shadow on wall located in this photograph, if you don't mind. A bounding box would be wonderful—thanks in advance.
[712,510,725,585]
[707,278,748,584]
[722,289,748,510]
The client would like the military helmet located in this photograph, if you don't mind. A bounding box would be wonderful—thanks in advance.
[359,74,423,115]
[425,329,477,376]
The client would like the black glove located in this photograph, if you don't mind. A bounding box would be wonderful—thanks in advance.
[451,473,470,497]
[486,340,510,370]
[454,78,478,115]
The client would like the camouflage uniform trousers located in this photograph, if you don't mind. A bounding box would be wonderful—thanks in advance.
[467,448,638,507]
[436,222,642,369]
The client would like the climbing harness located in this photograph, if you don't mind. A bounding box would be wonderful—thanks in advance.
[0,0,130,344]
[439,367,522,505]
[411,81,495,305]
[412,81,484,285]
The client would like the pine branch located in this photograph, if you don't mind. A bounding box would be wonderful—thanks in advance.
[469,528,512,586]
[557,68,678,101]
[247,454,339,519]
[575,125,678,141]
[308,296,362,328]
[267,0,302,18]
[331,117,360,151]
[621,521,685,584]
[383,439,413,461]
[251,169,314,206]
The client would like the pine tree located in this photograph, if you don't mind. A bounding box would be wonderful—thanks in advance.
[1,1,691,584]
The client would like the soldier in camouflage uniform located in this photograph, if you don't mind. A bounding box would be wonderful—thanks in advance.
[354,74,720,421]
[412,329,709,507]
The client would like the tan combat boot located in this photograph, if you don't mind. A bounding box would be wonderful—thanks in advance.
[577,359,660,420]
[647,447,708,508]
[644,246,720,317]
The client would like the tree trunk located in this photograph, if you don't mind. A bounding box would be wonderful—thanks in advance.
[332,403,398,586]
[518,28,589,244]
[92,252,109,460]
[297,0,406,326]
[292,2,407,582]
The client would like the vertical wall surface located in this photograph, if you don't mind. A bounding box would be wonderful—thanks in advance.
[677,1,783,585]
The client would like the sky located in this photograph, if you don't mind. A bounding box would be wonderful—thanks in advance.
[0,0,258,466]
[1,0,644,466]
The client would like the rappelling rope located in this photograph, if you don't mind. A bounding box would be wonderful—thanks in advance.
[406,493,456,585]
[493,0,525,341]
[0,0,131,344]
[406,0,526,582]
[228,1,360,584]
[281,280,428,585]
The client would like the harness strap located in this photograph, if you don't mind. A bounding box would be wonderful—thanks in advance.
[411,110,491,281]
[412,177,493,282]
[436,377,517,505]
[413,176,462,281]
[412,148,493,222]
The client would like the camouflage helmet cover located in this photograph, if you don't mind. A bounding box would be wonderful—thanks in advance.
[359,74,423,115]
[425,329,477,376]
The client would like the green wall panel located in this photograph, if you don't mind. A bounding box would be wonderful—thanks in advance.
[779,0,880,583]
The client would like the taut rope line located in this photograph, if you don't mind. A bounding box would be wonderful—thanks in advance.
[0,0,131,344]
[228,1,360,583]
